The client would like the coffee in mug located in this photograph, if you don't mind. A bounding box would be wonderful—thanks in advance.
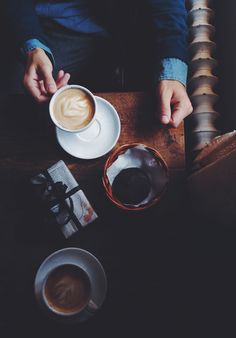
[50,85,96,132]
[43,264,91,315]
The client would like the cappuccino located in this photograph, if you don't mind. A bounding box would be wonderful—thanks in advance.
[52,88,95,131]
[44,264,91,315]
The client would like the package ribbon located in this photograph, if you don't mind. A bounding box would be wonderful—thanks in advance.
[32,170,82,229]
[30,160,98,239]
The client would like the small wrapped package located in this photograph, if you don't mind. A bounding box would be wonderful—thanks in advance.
[30,160,98,238]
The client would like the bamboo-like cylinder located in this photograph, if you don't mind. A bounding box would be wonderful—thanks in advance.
[188,0,213,10]
[187,0,221,157]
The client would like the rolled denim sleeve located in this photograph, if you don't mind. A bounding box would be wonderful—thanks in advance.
[21,38,55,66]
[158,58,188,86]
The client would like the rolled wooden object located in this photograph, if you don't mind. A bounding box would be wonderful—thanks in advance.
[187,0,221,157]
[187,0,213,10]
[189,75,218,96]
[189,40,216,61]
[188,112,219,133]
[189,24,215,44]
[190,93,218,114]
[188,8,214,26]
[189,58,217,78]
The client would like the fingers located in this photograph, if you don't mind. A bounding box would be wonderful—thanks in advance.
[156,86,172,125]
[24,67,71,104]
[170,95,193,128]
[156,80,193,128]
[24,69,49,103]
[56,70,65,82]
[56,70,71,89]
[40,66,57,94]
[24,49,57,102]
[39,80,47,95]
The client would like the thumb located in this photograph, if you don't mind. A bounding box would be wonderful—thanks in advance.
[41,66,57,94]
[157,91,172,125]
[170,101,189,128]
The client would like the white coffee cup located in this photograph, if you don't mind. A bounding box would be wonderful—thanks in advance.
[49,85,97,134]
[34,248,108,323]
[42,263,92,317]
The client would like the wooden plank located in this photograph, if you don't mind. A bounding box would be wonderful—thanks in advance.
[97,92,185,170]
[0,92,185,180]
[191,130,236,171]
[188,144,236,225]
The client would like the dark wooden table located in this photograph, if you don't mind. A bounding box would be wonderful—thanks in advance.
[0,92,189,338]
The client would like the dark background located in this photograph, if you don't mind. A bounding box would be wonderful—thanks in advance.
[0,1,236,337]
[191,1,236,337]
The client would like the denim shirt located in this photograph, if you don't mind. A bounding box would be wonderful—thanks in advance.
[22,1,188,86]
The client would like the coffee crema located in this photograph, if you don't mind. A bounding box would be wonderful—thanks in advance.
[52,88,95,131]
[44,264,91,314]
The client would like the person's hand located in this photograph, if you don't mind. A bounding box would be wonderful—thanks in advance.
[24,48,70,103]
[156,80,193,128]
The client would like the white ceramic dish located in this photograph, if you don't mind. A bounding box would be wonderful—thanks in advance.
[34,247,107,323]
[56,96,121,159]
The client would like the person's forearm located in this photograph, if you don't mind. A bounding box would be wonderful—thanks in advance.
[3,0,46,47]
[147,0,188,63]
[158,58,188,86]
[22,39,55,66]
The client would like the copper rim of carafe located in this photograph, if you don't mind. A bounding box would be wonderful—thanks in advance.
[102,143,169,211]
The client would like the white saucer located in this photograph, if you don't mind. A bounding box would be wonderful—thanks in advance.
[55,96,121,159]
[34,247,107,323]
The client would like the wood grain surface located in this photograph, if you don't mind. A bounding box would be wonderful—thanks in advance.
[0,91,185,180]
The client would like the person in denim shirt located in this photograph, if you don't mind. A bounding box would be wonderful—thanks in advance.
[3,0,192,127]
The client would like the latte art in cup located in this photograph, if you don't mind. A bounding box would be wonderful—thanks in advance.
[52,88,95,131]
[44,264,91,315]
